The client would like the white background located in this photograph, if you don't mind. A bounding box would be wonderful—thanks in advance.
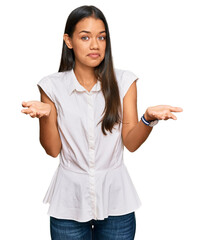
[0,0,203,239]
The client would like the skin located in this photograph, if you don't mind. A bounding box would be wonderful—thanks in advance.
[63,16,107,90]
[122,81,183,152]
[21,16,183,155]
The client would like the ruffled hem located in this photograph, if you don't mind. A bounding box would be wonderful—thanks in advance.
[47,204,141,223]
[43,163,142,222]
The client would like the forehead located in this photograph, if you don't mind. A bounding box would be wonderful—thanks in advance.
[74,17,106,34]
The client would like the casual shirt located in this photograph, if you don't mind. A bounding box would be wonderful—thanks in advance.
[37,67,142,222]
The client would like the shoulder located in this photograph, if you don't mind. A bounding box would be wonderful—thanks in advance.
[114,68,138,80]
[37,71,72,103]
[114,68,139,99]
[37,71,70,87]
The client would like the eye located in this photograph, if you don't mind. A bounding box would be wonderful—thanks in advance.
[98,36,106,40]
[81,36,89,40]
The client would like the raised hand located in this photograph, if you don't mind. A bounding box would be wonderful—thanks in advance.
[144,105,183,121]
[21,101,51,118]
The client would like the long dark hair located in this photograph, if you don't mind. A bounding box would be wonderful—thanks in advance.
[58,5,122,136]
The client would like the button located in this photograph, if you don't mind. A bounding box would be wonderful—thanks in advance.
[90,192,95,197]
[89,173,95,178]
[89,161,94,166]
[89,134,94,140]
[90,145,95,150]
[89,159,94,164]
[89,172,95,177]
[89,142,94,147]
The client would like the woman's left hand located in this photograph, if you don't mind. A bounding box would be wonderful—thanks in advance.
[144,105,183,121]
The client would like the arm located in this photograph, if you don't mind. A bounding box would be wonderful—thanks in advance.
[21,87,62,157]
[122,81,183,152]
[38,87,62,157]
[122,81,153,152]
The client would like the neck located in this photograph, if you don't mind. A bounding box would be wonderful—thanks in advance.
[73,64,97,86]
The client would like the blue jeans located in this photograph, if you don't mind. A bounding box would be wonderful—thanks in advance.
[50,211,136,240]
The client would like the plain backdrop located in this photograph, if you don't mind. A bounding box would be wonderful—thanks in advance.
[0,0,203,239]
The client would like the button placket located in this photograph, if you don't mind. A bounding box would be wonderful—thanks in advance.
[87,92,97,219]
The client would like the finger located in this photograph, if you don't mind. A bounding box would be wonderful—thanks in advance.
[30,112,36,118]
[21,109,33,114]
[22,101,34,107]
[36,112,41,118]
[22,101,37,107]
[22,101,27,107]
[169,106,183,112]
[21,109,28,114]
[161,112,177,120]
[169,113,177,120]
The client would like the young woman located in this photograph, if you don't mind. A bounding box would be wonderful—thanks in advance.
[21,5,183,240]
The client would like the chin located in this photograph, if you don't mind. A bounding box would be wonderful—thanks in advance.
[86,61,103,68]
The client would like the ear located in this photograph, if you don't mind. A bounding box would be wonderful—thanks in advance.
[63,34,73,49]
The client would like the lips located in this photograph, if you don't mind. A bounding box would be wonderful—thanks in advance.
[88,53,100,58]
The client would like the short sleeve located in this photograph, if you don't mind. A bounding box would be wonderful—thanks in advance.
[37,77,55,103]
[121,70,139,98]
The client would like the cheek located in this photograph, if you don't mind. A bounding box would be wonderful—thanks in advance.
[101,43,106,56]
[73,45,86,58]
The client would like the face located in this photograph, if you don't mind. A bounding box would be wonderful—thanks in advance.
[63,17,106,69]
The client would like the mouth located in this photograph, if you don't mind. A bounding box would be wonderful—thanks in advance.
[87,53,100,58]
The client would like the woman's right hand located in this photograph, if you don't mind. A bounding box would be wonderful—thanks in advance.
[21,101,51,118]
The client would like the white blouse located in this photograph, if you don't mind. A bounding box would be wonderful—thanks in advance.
[37,68,142,222]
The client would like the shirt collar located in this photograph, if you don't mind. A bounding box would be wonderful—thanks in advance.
[67,68,102,96]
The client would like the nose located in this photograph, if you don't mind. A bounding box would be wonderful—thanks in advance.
[90,37,99,49]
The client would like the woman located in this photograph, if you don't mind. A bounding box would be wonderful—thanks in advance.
[21,5,183,240]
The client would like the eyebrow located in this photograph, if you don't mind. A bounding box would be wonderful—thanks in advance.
[79,30,106,34]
